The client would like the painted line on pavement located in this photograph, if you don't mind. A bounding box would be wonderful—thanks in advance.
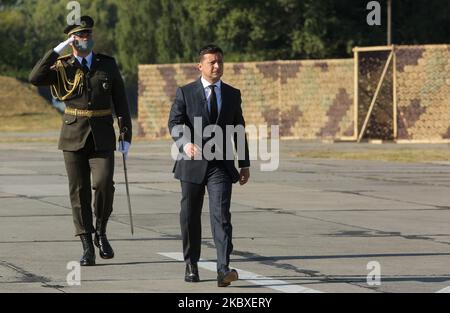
[158,252,322,293]
[436,286,450,293]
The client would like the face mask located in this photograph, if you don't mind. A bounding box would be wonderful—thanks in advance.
[73,39,94,53]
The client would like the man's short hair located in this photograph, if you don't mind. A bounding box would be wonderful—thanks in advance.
[198,44,223,62]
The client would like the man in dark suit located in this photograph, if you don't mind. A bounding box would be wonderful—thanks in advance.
[168,45,250,287]
[29,16,132,266]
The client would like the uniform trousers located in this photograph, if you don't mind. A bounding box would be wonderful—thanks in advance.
[63,133,115,236]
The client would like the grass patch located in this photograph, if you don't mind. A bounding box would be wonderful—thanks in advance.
[293,149,450,163]
[0,76,61,133]
[0,112,61,132]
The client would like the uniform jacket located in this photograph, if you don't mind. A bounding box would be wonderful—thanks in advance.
[29,49,132,151]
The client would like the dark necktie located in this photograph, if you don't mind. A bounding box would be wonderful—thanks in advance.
[81,58,90,72]
[208,85,218,124]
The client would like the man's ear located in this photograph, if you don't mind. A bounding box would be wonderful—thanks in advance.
[197,63,202,71]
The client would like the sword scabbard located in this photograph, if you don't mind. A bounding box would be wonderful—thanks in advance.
[118,116,134,235]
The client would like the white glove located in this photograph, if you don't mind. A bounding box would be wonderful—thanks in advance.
[53,36,75,54]
[118,141,131,160]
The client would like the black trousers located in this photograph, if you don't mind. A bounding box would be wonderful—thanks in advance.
[63,134,115,236]
[180,161,233,271]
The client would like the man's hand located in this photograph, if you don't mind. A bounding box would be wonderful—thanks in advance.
[239,168,250,185]
[53,35,75,54]
[183,143,201,160]
[118,141,131,160]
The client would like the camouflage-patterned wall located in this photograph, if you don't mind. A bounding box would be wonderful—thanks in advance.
[138,59,355,140]
[395,45,450,141]
[137,44,450,141]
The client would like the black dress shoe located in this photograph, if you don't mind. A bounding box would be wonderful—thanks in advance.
[80,233,95,266]
[217,269,238,287]
[185,264,200,282]
[94,233,115,259]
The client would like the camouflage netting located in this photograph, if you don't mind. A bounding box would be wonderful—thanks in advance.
[357,50,394,141]
[395,45,450,141]
[137,44,450,142]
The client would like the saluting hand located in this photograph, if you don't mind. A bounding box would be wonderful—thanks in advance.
[53,35,76,55]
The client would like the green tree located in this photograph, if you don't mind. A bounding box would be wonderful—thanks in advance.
[154,0,185,63]
[80,0,119,56]
[1,0,449,83]
[115,0,160,82]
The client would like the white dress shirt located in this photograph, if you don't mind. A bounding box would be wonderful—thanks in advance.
[200,77,249,170]
[75,52,93,70]
[201,76,222,115]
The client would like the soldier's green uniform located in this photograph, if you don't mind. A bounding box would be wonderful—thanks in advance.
[29,16,131,265]
[30,50,132,152]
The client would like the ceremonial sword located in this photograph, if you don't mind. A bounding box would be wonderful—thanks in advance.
[118,117,134,235]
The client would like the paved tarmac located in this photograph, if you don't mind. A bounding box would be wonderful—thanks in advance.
[1,140,450,293]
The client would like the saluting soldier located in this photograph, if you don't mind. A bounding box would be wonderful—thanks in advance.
[29,16,132,266]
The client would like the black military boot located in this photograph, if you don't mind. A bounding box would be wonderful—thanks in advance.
[80,233,96,266]
[94,232,115,259]
[185,263,200,282]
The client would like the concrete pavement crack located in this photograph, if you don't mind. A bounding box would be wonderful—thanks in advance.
[323,189,450,210]
[0,260,66,292]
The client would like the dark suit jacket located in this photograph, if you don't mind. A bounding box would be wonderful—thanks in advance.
[168,78,250,184]
[29,49,132,151]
